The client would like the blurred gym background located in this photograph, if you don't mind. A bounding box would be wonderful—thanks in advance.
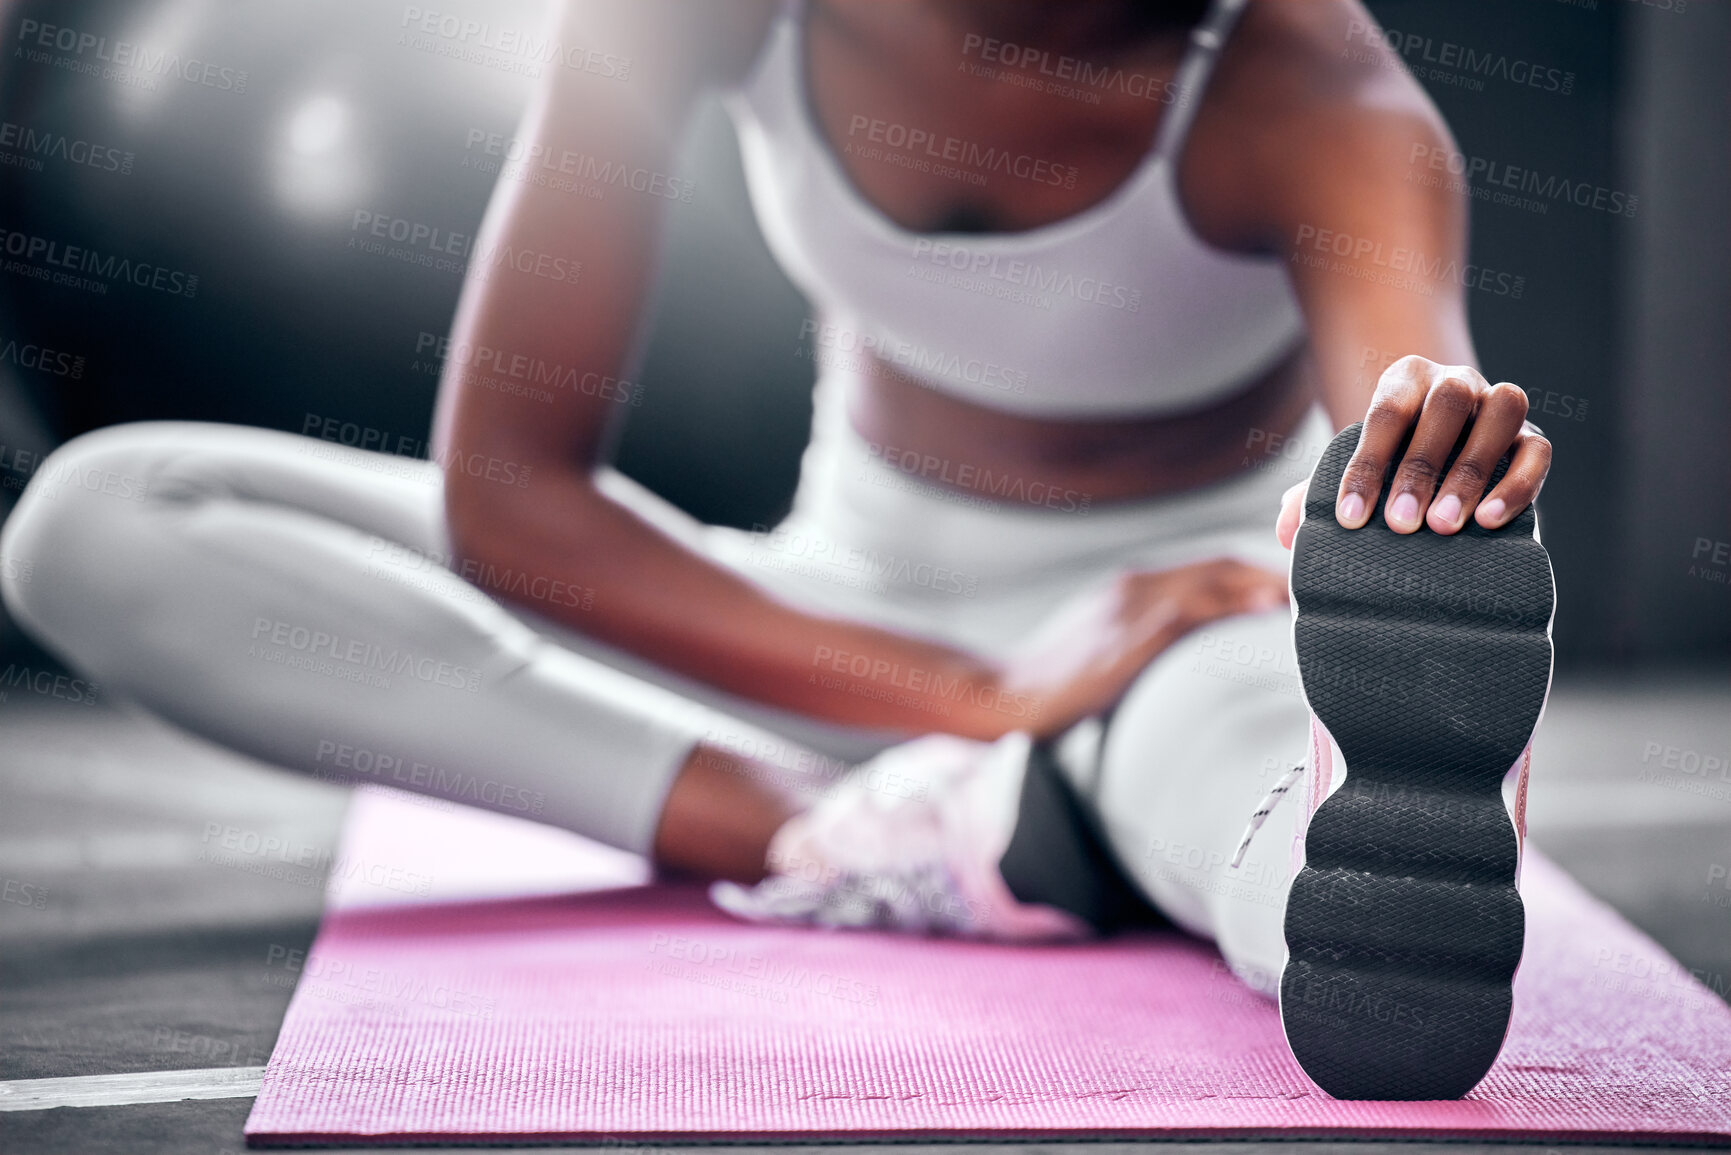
[0,2,1726,1147]
[0,0,1725,666]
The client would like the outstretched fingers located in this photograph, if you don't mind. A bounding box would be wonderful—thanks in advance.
[1474,420,1551,529]
[1334,356,1547,536]
[1423,384,1533,531]
[1335,359,1429,529]
[1382,369,1480,534]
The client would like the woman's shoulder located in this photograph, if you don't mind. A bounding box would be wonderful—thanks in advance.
[1220,0,1449,158]
[1180,0,1456,247]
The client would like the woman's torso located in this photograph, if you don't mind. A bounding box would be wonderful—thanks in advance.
[724,0,1320,507]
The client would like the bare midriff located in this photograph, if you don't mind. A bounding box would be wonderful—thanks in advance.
[844,339,1316,507]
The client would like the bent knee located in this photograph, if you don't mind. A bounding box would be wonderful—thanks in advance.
[0,423,181,652]
[1094,610,1309,834]
[1115,610,1306,741]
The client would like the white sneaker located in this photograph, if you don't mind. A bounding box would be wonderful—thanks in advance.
[1270,421,1555,1100]
[710,732,1091,942]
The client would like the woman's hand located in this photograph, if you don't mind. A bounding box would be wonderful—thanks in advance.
[1277,356,1552,549]
[995,559,1289,738]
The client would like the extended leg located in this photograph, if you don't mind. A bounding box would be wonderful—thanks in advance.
[0,422,807,877]
[1077,608,1311,992]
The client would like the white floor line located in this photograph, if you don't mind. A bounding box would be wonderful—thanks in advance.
[0,1066,265,1111]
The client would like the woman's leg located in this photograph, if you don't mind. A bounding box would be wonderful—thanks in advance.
[1075,607,1311,992]
[0,421,805,878]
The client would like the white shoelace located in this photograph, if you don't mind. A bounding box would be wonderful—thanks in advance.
[1228,762,1304,870]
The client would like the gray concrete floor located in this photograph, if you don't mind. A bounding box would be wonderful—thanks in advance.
[1,671,1727,1152]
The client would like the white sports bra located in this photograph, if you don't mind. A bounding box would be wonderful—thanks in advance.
[722,0,1306,419]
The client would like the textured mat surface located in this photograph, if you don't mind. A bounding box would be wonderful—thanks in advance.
[244,787,1731,1146]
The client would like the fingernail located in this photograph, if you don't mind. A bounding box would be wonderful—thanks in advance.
[1479,498,1506,525]
[1431,493,1462,527]
[1337,493,1364,525]
[1389,492,1420,529]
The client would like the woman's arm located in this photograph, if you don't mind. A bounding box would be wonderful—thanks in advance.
[1230,0,1552,541]
[431,0,1038,740]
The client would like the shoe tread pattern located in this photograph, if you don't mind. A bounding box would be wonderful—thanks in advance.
[1281,422,1554,1101]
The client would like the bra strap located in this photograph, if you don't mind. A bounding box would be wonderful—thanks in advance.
[1150,0,1251,163]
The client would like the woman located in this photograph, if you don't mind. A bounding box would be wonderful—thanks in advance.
[0,0,1552,1098]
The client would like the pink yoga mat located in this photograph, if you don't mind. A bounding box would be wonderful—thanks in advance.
[245,785,1731,1146]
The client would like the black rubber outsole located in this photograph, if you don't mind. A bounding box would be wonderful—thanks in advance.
[1280,422,1555,1101]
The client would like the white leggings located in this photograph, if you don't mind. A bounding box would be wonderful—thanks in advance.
[0,393,1325,986]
